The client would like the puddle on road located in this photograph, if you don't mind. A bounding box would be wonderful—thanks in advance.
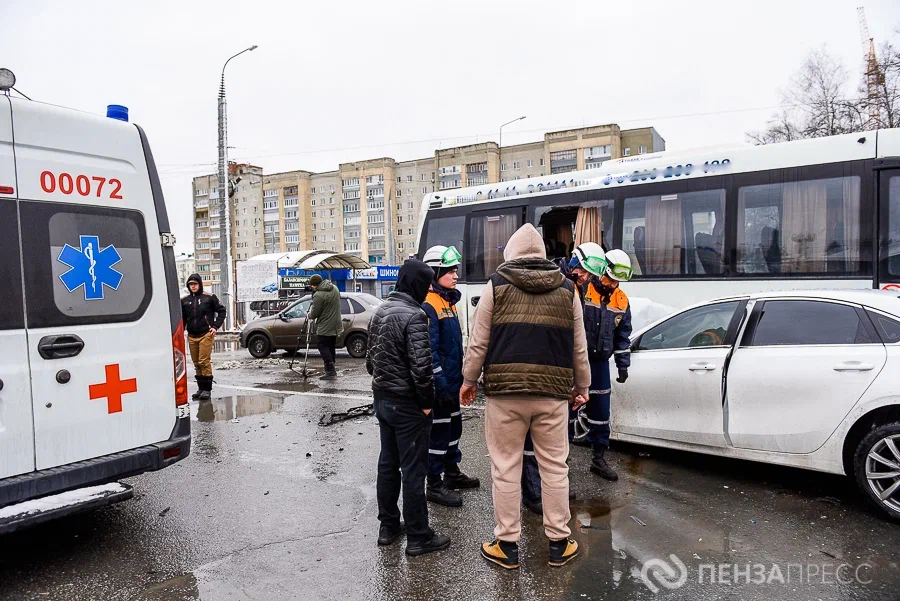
[213,340,241,352]
[193,394,283,422]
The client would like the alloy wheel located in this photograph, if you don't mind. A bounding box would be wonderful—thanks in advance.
[866,434,900,513]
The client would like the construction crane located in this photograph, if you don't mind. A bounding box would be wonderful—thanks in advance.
[858,6,884,127]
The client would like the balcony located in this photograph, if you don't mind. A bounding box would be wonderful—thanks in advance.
[195,200,209,209]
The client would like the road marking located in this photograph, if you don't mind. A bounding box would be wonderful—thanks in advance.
[215,383,486,411]
[216,384,372,401]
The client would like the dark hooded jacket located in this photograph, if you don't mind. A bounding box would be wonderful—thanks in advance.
[366,259,436,409]
[181,274,227,336]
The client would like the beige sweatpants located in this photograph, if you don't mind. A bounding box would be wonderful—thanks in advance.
[485,396,571,542]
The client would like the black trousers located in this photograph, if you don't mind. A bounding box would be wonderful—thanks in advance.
[317,335,336,366]
[375,397,433,543]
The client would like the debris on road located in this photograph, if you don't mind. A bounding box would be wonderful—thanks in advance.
[158,507,171,517]
[319,404,374,426]
[631,516,646,527]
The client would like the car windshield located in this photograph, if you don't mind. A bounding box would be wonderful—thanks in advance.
[357,293,383,306]
[282,299,311,319]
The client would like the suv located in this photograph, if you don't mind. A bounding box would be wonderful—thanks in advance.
[240,292,382,359]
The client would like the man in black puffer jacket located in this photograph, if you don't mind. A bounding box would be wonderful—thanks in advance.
[366,259,450,557]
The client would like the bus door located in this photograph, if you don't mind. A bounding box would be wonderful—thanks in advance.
[878,166,900,291]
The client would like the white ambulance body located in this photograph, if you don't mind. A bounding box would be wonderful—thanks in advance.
[0,95,190,533]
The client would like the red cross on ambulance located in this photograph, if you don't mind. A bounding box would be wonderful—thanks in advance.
[89,364,138,414]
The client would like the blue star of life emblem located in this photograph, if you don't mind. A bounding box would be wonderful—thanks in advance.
[57,235,124,301]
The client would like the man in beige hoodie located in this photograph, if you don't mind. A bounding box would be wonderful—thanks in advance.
[461,223,590,569]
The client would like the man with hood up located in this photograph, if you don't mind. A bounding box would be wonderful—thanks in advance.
[461,224,590,570]
[367,258,451,557]
[181,274,226,401]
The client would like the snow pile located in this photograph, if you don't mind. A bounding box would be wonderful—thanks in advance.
[0,483,127,519]
[629,297,677,331]
[215,358,290,370]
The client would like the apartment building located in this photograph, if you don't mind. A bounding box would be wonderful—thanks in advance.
[191,125,664,270]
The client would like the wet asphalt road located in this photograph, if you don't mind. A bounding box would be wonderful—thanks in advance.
[1,344,900,601]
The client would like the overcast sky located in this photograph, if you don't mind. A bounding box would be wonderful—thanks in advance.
[4,0,899,254]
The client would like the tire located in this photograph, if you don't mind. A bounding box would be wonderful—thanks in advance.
[247,334,272,359]
[345,333,368,359]
[853,421,900,522]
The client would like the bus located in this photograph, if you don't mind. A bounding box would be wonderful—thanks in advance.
[415,129,900,338]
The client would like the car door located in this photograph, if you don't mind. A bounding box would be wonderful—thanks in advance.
[0,97,35,479]
[337,297,353,344]
[613,299,745,447]
[726,299,887,454]
[272,299,310,348]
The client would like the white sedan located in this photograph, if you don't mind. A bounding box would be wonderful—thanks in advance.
[611,289,900,521]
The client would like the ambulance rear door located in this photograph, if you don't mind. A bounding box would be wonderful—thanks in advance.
[11,98,176,470]
[0,95,35,479]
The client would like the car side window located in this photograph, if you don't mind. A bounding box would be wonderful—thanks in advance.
[339,298,352,315]
[865,310,900,344]
[284,300,310,319]
[751,300,874,346]
[638,301,740,351]
[349,298,366,314]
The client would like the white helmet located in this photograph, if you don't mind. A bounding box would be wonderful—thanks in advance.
[604,249,634,281]
[570,242,606,277]
[423,245,461,268]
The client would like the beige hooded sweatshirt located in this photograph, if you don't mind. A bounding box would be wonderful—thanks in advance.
[462,223,590,396]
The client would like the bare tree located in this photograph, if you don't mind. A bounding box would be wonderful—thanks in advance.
[748,48,863,144]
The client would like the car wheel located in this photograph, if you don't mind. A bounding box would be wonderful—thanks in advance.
[345,333,367,358]
[853,421,900,521]
[247,334,272,359]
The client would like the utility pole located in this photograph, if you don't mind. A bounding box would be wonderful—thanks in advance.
[218,45,257,330]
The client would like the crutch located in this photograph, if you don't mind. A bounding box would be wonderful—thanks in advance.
[289,313,315,379]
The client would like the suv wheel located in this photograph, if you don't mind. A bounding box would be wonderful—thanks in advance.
[853,421,900,521]
[345,333,367,358]
[248,334,272,359]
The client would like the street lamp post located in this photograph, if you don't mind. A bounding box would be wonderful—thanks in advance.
[498,116,526,181]
[218,44,257,331]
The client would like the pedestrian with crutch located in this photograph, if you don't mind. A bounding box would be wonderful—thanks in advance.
[307,274,342,381]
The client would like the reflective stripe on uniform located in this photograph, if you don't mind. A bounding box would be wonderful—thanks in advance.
[523,450,535,456]
[450,411,461,417]
[432,418,451,424]
[429,449,448,455]
[589,388,611,395]
[586,418,609,425]
[433,366,443,374]
[448,439,460,447]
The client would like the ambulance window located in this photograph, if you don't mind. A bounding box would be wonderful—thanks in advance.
[19,202,152,328]
[0,199,25,330]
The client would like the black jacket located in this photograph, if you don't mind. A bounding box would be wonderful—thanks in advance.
[181,273,226,336]
[366,260,436,410]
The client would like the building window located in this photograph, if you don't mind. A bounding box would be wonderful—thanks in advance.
[408,188,413,195]
[397,189,402,197]
[624,148,631,156]
[330,184,335,192]
[397,216,403,223]
[540,158,545,166]
[407,175,413,182]
[501,163,507,171]
[640,146,647,154]
[311,199,317,206]
[397,176,402,183]
[311,211,316,218]
[527,160,533,168]
[408,228,414,236]
[408,202,414,209]
[422,187,428,194]
[397,229,403,236]
[513,161,520,169]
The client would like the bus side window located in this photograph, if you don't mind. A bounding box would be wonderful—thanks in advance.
[466,210,522,281]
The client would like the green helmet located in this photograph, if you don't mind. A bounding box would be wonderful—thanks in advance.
[570,242,607,278]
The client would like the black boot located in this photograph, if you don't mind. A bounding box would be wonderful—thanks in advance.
[192,377,202,401]
[442,463,480,489]
[405,532,451,556]
[377,522,405,546]
[590,444,618,481]
[426,475,462,507]
[198,376,212,402]
[319,362,337,380]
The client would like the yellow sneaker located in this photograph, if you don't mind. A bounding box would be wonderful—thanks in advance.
[548,538,579,567]
[481,539,519,569]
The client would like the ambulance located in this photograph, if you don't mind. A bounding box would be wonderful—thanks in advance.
[0,74,190,533]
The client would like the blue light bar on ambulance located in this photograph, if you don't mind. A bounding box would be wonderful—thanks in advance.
[106,105,129,122]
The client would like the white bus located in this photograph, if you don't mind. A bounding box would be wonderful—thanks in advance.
[415,129,900,336]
